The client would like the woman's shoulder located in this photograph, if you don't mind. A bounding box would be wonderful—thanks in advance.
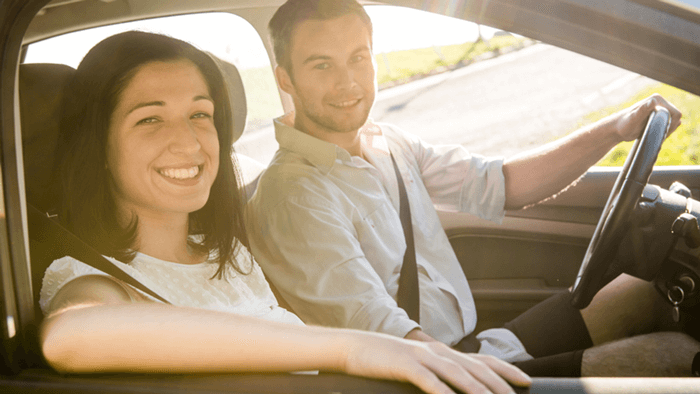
[39,255,126,314]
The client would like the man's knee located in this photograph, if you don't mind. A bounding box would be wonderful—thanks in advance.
[582,331,700,377]
[581,274,671,344]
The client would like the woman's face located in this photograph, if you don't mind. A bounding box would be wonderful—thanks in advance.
[106,59,220,221]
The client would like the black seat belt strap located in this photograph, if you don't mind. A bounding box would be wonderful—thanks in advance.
[27,203,171,304]
[390,153,420,323]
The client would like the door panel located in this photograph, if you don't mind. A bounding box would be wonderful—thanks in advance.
[444,166,700,330]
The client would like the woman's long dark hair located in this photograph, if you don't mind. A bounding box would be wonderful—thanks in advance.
[58,31,249,277]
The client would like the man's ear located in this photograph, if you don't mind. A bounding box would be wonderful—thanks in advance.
[275,65,295,96]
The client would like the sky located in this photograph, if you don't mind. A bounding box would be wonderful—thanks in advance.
[24,5,499,70]
[678,0,700,9]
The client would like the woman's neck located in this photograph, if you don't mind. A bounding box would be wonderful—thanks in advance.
[127,211,204,265]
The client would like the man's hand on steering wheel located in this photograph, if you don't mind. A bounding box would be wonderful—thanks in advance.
[614,94,682,142]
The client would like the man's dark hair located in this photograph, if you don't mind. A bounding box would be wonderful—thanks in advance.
[269,0,373,72]
[58,30,250,278]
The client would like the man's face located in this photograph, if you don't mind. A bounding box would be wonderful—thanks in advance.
[280,13,377,136]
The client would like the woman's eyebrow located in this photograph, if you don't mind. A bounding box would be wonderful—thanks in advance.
[126,95,213,115]
[127,101,164,115]
[194,95,214,103]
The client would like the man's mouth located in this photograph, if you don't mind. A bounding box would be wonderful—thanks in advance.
[158,165,202,180]
[329,98,361,108]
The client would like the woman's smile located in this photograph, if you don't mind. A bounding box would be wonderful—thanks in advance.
[157,164,203,181]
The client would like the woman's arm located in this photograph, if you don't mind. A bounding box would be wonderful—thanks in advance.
[41,276,530,394]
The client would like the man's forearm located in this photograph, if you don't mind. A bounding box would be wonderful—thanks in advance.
[502,95,682,210]
[502,116,620,210]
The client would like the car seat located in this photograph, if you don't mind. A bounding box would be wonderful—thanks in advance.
[212,55,267,199]
[20,63,76,319]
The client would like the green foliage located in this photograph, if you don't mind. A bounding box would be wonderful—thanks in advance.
[591,84,700,166]
[375,35,524,86]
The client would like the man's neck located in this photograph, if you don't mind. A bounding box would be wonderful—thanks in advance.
[295,117,364,157]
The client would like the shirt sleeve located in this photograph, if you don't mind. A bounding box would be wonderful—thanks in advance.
[39,256,110,315]
[248,179,420,339]
[390,125,507,223]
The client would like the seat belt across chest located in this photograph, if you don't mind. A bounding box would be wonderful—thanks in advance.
[390,153,420,323]
[28,203,171,304]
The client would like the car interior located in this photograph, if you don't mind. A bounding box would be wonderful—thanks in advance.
[2,0,700,393]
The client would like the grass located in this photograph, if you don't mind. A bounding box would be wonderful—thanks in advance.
[584,84,700,166]
[375,35,526,86]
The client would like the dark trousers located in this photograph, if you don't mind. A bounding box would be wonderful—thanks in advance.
[453,291,592,377]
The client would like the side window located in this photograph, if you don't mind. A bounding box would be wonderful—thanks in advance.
[23,12,283,165]
[366,5,700,166]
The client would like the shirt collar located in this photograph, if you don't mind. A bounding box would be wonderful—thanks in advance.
[274,112,391,174]
[359,121,391,157]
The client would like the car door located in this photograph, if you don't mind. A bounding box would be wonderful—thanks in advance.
[0,0,45,374]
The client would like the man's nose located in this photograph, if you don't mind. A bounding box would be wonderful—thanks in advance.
[334,65,357,89]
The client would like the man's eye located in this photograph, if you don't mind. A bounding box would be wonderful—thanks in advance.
[351,55,364,63]
[314,63,330,70]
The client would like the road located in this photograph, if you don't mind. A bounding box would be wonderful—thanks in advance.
[235,43,657,164]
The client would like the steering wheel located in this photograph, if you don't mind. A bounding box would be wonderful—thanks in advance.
[570,107,671,309]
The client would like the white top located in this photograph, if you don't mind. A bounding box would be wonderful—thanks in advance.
[247,114,531,362]
[40,247,304,328]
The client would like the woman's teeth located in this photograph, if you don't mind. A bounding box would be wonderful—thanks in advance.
[159,166,200,180]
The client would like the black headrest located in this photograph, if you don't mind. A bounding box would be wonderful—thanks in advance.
[19,63,76,213]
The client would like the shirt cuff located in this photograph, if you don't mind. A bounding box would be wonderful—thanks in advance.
[348,294,421,339]
[459,156,506,224]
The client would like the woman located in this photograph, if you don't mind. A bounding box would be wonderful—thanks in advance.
[39,31,530,394]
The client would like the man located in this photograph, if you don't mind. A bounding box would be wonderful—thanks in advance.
[248,0,699,377]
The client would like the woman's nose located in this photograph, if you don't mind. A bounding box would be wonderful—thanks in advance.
[169,119,201,155]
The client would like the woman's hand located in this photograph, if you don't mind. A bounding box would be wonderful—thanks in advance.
[343,332,531,394]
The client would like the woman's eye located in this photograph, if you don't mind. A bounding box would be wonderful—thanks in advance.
[314,63,330,70]
[351,55,364,63]
[136,117,159,126]
[192,112,213,120]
